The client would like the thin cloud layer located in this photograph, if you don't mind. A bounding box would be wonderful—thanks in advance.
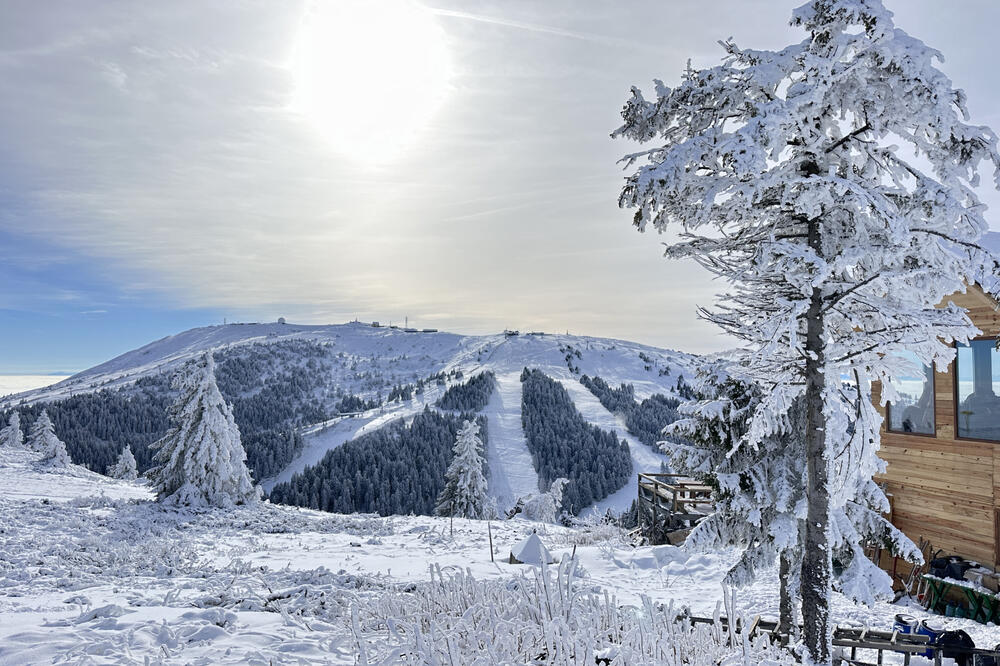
[1,0,998,358]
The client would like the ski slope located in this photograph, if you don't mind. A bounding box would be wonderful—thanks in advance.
[557,377,671,515]
[483,371,540,509]
[262,397,441,492]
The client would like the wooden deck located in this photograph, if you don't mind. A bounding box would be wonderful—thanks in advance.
[636,473,713,544]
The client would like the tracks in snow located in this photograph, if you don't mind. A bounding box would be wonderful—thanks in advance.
[484,371,540,510]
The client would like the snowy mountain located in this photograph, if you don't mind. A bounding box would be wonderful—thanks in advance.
[2,322,697,516]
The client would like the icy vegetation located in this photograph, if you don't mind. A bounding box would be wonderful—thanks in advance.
[6,445,1000,663]
[149,354,259,508]
[614,0,1000,658]
[435,419,490,519]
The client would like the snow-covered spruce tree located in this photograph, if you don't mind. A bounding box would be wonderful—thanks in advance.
[668,362,803,636]
[435,419,489,519]
[107,444,139,480]
[669,360,916,638]
[29,410,71,467]
[149,353,259,508]
[614,1,1000,661]
[0,412,24,448]
[27,410,54,452]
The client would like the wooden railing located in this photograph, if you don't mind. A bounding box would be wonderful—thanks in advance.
[636,473,713,544]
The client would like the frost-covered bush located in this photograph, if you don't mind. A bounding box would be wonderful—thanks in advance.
[352,560,792,665]
[520,369,631,513]
[517,477,569,524]
[436,371,496,412]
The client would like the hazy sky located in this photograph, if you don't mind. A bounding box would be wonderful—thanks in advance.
[3,0,1000,373]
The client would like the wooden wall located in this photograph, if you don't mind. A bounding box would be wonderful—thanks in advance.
[875,285,1000,566]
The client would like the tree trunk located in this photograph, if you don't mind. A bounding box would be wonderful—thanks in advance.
[778,549,795,642]
[801,214,832,664]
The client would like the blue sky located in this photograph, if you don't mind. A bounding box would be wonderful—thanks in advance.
[3,0,1000,373]
[0,230,224,373]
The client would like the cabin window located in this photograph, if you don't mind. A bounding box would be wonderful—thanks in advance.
[886,351,935,435]
[956,339,1000,442]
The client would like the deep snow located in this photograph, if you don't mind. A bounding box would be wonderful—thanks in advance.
[3,446,1000,664]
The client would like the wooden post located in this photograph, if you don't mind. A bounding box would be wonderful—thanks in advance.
[488,520,494,562]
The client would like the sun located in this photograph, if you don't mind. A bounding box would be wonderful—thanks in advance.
[289,0,451,164]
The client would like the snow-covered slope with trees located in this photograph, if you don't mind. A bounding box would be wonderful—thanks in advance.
[2,322,695,516]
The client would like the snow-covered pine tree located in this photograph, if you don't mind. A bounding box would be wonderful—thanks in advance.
[0,412,24,448]
[149,353,259,508]
[669,360,916,637]
[107,444,139,480]
[436,419,489,519]
[614,1,1000,660]
[29,410,71,467]
[668,362,802,636]
[27,410,53,452]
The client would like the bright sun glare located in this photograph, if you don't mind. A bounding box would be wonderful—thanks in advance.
[290,0,451,164]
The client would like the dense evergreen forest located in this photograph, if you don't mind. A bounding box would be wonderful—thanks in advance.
[519,368,631,514]
[579,374,683,448]
[5,340,380,481]
[13,375,171,474]
[436,371,495,411]
[268,409,488,516]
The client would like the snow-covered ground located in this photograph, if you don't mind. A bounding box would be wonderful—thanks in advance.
[4,447,1000,664]
[484,370,540,508]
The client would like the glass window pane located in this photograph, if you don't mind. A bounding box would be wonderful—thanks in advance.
[956,339,1000,441]
[887,350,935,435]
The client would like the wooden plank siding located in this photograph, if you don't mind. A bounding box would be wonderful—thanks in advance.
[875,284,1000,566]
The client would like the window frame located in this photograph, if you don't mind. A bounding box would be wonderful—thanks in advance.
[953,336,1000,444]
[885,359,937,438]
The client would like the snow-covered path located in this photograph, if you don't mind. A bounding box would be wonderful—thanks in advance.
[557,377,670,515]
[484,371,540,509]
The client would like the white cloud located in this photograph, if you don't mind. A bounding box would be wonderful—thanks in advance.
[2,0,998,353]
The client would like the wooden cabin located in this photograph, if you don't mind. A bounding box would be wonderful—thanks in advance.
[874,284,1000,565]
